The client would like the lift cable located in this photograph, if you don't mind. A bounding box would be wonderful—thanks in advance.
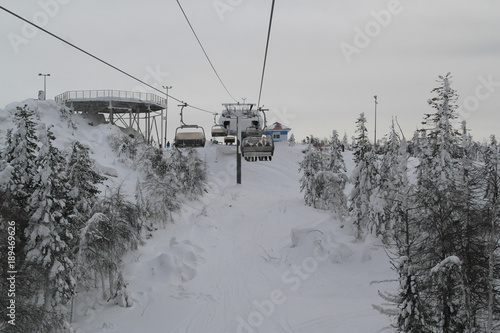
[175,0,238,103]
[257,0,276,110]
[0,5,216,115]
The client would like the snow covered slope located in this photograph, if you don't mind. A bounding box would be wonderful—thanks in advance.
[71,142,395,333]
[0,99,144,198]
[0,100,395,332]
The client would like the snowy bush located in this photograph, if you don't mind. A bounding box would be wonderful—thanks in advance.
[140,147,207,227]
[109,130,145,161]
[79,188,141,301]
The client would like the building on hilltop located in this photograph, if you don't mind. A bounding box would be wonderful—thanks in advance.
[265,122,291,143]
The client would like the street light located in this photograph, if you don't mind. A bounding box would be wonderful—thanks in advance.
[374,95,378,146]
[38,73,50,100]
[163,85,172,147]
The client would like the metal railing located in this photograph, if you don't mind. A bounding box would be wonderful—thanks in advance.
[55,90,166,106]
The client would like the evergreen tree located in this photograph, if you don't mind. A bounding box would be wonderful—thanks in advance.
[352,113,370,164]
[24,127,76,312]
[67,141,106,226]
[413,73,469,331]
[393,209,428,333]
[321,130,348,217]
[483,135,500,331]
[185,148,207,198]
[299,136,325,208]
[288,133,296,146]
[2,105,40,206]
[424,73,461,158]
[429,256,468,332]
[375,129,428,332]
[453,121,489,331]
[342,132,349,151]
[377,120,410,240]
[349,113,378,238]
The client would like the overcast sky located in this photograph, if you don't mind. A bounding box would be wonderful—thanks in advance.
[1,0,499,142]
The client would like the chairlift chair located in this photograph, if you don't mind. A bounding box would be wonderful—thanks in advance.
[211,124,228,138]
[174,103,206,148]
[241,132,274,162]
[174,125,206,148]
[240,108,274,161]
[224,135,236,145]
[211,113,228,138]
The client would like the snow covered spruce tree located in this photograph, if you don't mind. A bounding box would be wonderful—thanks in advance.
[377,120,410,241]
[299,132,348,215]
[288,133,296,146]
[453,121,490,330]
[413,73,477,332]
[342,132,349,151]
[0,106,62,332]
[2,105,40,207]
[390,202,429,333]
[376,207,429,333]
[299,136,326,209]
[374,126,428,332]
[321,130,348,218]
[23,127,76,328]
[185,148,208,198]
[67,141,107,227]
[349,113,379,238]
[482,135,500,331]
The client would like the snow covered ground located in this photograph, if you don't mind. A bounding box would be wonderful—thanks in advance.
[72,143,395,332]
[0,100,396,333]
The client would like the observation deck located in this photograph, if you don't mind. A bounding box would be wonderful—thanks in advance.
[55,90,168,146]
[55,90,166,113]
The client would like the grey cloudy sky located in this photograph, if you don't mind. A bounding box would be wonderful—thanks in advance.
[1,0,499,142]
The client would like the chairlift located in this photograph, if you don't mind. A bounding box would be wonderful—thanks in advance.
[211,113,228,138]
[174,103,206,148]
[241,125,261,140]
[224,136,236,145]
[240,108,274,161]
[241,133,274,162]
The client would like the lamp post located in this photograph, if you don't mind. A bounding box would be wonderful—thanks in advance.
[38,73,50,100]
[163,85,172,147]
[374,95,378,146]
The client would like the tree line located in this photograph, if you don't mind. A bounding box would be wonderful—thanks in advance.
[0,105,207,332]
[299,73,499,332]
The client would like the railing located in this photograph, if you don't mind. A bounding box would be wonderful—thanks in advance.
[55,90,166,106]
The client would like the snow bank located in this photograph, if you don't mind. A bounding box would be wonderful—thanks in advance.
[125,237,203,285]
[288,217,383,266]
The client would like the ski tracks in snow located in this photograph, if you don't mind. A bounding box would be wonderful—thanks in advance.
[79,146,393,333]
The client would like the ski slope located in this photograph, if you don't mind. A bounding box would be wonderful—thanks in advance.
[73,143,395,333]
